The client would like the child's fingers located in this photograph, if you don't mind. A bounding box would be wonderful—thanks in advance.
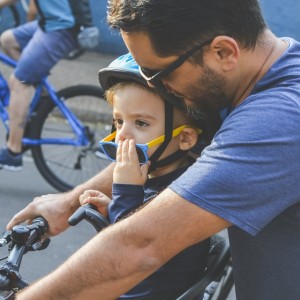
[121,139,130,163]
[128,139,140,164]
[82,197,109,217]
[82,197,107,206]
[116,140,123,162]
[79,190,99,204]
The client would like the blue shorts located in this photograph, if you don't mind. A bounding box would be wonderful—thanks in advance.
[13,21,77,84]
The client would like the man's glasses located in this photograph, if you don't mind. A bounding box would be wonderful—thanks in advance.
[139,38,214,85]
[98,125,202,164]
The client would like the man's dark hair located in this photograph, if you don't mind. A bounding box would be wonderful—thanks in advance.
[108,0,267,57]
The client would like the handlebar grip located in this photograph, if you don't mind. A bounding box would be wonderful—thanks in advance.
[68,204,109,232]
[0,273,10,291]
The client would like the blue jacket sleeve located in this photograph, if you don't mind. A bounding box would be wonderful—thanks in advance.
[108,183,145,223]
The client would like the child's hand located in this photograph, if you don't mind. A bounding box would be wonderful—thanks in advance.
[113,139,150,185]
[79,189,111,217]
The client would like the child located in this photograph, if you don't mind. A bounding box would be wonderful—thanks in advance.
[79,53,217,299]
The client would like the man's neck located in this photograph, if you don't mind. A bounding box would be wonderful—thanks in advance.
[232,30,288,107]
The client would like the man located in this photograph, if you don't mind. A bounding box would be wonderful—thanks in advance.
[0,0,93,169]
[8,1,300,299]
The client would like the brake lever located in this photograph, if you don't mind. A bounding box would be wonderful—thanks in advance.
[68,204,109,232]
[0,232,11,247]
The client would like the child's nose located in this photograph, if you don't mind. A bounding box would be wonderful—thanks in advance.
[117,126,132,141]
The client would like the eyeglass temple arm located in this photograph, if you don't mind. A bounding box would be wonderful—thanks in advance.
[102,131,117,142]
[101,125,202,146]
[146,125,202,148]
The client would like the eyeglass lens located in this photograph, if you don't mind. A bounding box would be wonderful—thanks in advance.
[101,143,148,163]
[102,143,117,160]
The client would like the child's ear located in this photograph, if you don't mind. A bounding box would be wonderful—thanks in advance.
[179,128,199,151]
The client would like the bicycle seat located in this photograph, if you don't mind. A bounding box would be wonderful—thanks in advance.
[176,234,231,300]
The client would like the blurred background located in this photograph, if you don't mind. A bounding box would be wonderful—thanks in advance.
[0,0,299,56]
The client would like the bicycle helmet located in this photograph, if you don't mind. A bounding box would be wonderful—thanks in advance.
[98,53,184,109]
[98,53,193,171]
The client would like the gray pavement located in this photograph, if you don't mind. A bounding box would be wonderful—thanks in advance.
[0,50,236,299]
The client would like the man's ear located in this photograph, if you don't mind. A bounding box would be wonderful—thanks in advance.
[208,36,240,72]
[179,128,199,151]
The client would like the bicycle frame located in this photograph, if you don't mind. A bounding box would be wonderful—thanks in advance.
[0,52,90,148]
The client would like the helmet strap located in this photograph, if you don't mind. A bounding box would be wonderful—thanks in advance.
[150,149,188,170]
[148,100,174,172]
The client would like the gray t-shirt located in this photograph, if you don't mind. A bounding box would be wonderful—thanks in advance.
[170,38,300,300]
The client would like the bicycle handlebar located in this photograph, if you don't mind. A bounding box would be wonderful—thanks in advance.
[0,207,108,298]
[68,204,109,232]
[0,217,50,295]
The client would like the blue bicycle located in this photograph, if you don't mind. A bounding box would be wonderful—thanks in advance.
[0,51,112,191]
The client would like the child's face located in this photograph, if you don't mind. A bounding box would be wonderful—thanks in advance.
[112,84,181,160]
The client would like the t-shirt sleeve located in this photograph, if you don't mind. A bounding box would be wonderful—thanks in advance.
[170,93,300,235]
[108,184,144,223]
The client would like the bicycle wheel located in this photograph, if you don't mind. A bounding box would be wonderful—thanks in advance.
[30,85,113,192]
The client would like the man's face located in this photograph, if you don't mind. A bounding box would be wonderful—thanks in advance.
[121,31,231,113]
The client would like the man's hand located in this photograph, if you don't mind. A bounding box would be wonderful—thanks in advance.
[6,192,78,236]
[6,164,115,237]
[113,139,150,185]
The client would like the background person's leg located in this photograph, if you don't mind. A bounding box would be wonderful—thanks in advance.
[0,29,21,60]
[0,23,77,170]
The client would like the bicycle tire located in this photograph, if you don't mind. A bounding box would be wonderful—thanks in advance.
[30,84,113,192]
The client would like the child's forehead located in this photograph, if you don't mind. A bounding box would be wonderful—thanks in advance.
[113,84,164,107]
[113,98,162,117]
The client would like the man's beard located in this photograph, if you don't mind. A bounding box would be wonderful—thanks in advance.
[185,65,231,118]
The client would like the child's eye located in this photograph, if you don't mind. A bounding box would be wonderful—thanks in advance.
[135,120,149,127]
[113,118,123,128]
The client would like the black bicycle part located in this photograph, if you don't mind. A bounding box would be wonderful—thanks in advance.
[0,217,50,296]
[0,290,14,300]
[176,235,233,300]
[29,84,112,192]
[21,97,45,153]
[68,203,109,232]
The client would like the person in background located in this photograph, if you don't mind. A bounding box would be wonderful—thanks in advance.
[0,0,93,170]
[26,0,37,21]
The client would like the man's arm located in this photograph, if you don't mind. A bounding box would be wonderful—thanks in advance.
[7,163,115,235]
[16,188,231,299]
